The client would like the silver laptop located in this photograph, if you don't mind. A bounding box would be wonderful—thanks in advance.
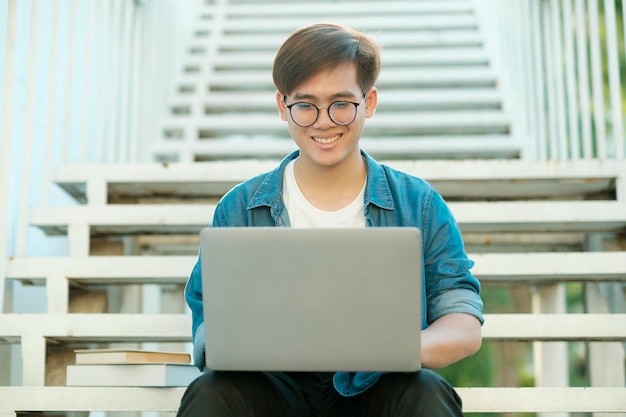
[200,227,422,372]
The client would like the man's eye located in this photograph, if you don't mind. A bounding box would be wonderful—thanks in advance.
[332,101,351,109]
[294,102,315,111]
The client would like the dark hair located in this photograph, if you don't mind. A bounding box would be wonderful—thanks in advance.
[272,23,381,96]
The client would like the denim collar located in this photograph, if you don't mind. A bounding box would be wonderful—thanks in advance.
[246,149,395,213]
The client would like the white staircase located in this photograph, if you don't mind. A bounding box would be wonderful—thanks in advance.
[3,159,626,414]
[2,0,626,415]
[154,0,517,163]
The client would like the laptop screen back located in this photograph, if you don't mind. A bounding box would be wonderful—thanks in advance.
[200,227,422,372]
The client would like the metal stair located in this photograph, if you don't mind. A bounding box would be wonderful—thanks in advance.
[154,0,517,162]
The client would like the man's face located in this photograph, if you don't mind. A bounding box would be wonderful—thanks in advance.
[276,61,377,170]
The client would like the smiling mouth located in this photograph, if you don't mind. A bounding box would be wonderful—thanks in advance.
[313,134,341,144]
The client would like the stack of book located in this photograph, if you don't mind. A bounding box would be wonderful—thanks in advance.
[65,348,201,387]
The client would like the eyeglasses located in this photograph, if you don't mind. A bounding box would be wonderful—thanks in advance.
[284,95,367,127]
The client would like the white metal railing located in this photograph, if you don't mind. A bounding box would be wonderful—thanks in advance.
[0,0,201,312]
[475,3,626,415]
[475,0,626,160]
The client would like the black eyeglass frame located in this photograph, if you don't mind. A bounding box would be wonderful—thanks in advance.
[283,94,367,127]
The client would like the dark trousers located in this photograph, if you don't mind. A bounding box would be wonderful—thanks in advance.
[176,369,464,417]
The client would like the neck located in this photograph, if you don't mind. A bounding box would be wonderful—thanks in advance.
[293,152,366,211]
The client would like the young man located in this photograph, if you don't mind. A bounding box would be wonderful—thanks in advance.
[178,23,483,417]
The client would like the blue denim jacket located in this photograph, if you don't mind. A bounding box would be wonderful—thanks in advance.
[185,149,483,397]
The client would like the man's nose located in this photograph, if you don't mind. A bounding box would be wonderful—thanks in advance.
[313,106,335,128]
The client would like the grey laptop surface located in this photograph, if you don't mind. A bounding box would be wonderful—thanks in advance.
[200,227,422,372]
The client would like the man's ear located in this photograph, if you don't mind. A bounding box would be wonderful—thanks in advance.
[276,91,288,121]
[365,87,378,118]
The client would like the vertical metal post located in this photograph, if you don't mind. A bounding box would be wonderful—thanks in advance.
[106,0,122,163]
[41,0,60,205]
[602,0,624,159]
[521,1,538,160]
[532,284,570,417]
[0,0,18,314]
[129,6,143,163]
[532,0,548,160]
[93,0,108,163]
[551,0,569,159]
[62,0,77,164]
[78,1,95,163]
[16,0,40,257]
[562,0,581,159]
[575,0,593,159]
[118,0,133,163]
[543,0,560,159]
[588,0,607,158]
[584,233,626,417]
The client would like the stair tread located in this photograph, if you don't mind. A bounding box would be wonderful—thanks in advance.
[172,89,505,109]
[180,67,498,88]
[211,16,480,32]
[211,31,484,50]
[163,111,511,133]
[7,252,626,284]
[29,201,626,235]
[154,136,520,161]
[1,386,625,413]
[213,1,475,16]
[201,49,490,68]
[54,158,622,202]
[2,313,625,341]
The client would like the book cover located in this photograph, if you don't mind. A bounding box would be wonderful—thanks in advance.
[66,363,202,387]
[74,348,191,365]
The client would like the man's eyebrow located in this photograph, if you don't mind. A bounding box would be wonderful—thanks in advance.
[291,91,360,101]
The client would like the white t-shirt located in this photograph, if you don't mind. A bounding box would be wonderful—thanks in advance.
[283,159,366,228]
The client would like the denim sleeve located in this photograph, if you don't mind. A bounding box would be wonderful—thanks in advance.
[422,190,484,325]
[185,254,207,370]
[184,203,229,371]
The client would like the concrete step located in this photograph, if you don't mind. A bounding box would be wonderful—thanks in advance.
[203,48,490,70]
[154,136,520,162]
[171,89,505,114]
[1,386,626,414]
[53,159,623,204]
[2,313,625,344]
[207,30,484,52]
[7,252,626,287]
[181,67,498,91]
[203,16,480,34]
[29,201,626,236]
[163,111,510,137]
[215,1,475,17]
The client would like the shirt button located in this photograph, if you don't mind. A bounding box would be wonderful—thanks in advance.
[343,390,349,395]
